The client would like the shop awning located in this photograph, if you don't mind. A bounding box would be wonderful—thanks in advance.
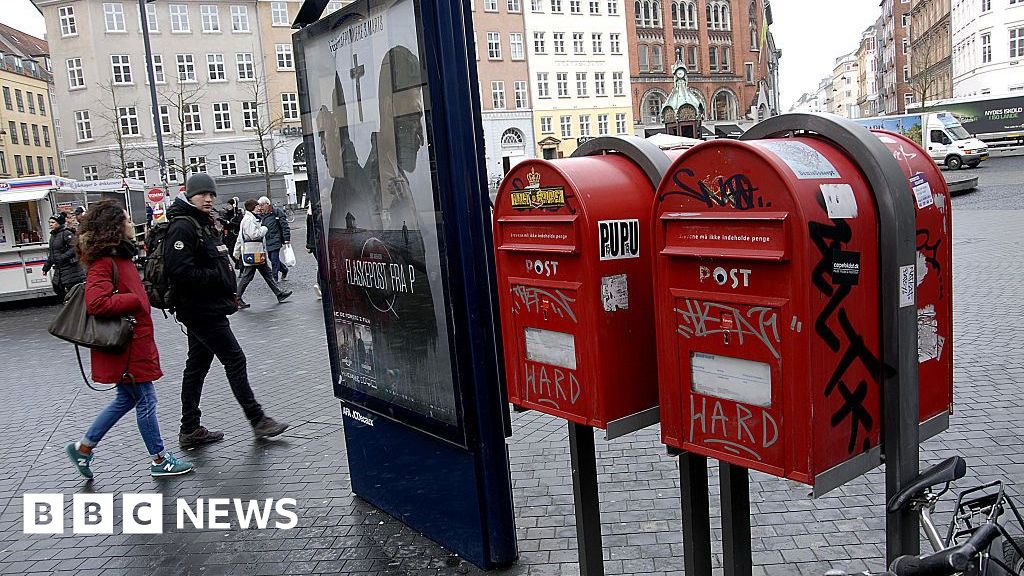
[0,189,50,203]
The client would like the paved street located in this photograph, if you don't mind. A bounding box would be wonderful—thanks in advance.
[1,155,1024,576]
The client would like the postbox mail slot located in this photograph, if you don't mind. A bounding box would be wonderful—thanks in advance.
[660,212,788,261]
[497,215,579,254]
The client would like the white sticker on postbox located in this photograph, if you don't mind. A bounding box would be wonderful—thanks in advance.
[598,219,640,261]
[910,173,934,209]
[820,184,859,219]
[754,140,841,180]
[601,274,629,312]
[899,264,916,308]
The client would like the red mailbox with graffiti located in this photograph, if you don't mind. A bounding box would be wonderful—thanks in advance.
[654,136,952,495]
[872,129,953,437]
[493,155,659,427]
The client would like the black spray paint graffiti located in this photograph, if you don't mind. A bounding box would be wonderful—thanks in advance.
[809,218,887,454]
[511,285,578,323]
[661,167,771,210]
[916,229,944,301]
[675,299,781,359]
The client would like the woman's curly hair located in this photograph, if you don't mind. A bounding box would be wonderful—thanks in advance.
[76,200,127,265]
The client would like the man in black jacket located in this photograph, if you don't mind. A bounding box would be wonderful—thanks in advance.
[164,173,289,448]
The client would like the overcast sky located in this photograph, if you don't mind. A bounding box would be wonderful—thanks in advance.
[3,0,879,111]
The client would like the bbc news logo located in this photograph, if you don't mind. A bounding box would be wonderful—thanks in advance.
[23,494,298,534]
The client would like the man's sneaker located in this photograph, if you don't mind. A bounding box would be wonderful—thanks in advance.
[150,452,195,477]
[252,416,289,439]
[313,284,322,300]
[178,426,224,448]
[277,290,293,303]
[65,442,94,479]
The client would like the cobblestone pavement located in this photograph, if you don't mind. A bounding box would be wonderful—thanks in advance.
[1,155,1023,575]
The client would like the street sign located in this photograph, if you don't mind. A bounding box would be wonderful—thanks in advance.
[147,187,165,203]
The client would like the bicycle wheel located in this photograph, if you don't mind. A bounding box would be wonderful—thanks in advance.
[285,208,296,224]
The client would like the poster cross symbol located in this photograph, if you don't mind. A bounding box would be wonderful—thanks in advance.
[350,53,366,121]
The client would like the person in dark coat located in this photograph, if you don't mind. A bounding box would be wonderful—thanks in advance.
[218,197,242,267]
[64,200,193,480]
[257,196,291,281]
[42,213,86,300]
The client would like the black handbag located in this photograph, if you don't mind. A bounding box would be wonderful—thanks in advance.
[48,258,136,352]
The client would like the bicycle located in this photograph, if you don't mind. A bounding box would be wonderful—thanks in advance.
[831,457,1024,575]
[274,201,297,224]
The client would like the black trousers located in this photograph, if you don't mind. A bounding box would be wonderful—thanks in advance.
[180,315,264,433]
[237,262,284,300]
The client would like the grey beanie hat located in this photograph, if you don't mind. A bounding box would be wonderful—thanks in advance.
[185,172,217,198]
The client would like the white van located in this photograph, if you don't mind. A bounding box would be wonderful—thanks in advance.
[854,112,989,170]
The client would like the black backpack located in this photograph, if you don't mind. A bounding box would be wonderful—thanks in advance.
[143,216,201,310]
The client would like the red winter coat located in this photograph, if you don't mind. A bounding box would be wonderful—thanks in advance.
[84,257,162,384]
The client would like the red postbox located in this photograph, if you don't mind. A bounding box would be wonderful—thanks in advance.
[493,152,663,429]
[653,134,952,495]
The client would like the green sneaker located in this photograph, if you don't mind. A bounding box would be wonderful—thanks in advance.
[65,442,94,479]
[150,452,195,477]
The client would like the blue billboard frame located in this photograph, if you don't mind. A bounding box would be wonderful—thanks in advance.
[292,0,517,568]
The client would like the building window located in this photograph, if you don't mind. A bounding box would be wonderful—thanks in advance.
[610,33,621,54]
[508,0,522,11]
[158,105,171,134]
[167,159,179,182]
[745,62,754,82]
[83,165,98,181]
[573,32,585,54]
[540,116,552,133]
[903,65,910,82]
[534,32,546,53]
[612,72,624,96]
[236,53,255,81]
[576,72,588,96]
[510,33,525,59]
[556,72,569,96]
[20,123,28,145]
[560,115,572,138]
[982,33,991,63]
[720,46,730,71]
[111,54,133,84]
[271,1,289,25]
[554,32,566,54]
[25,156,35,175]
[42,126,51,147]
[594,72,606,96]
[1,87,9,110]
[615,113,626,134]
[31,125,40,146]
[118,106,139,136]
[592,33,603,53]
[981,0,990,11]
[126,161,145,180]
[537,72,550,97]
[231,5,250,32]
[201,4,220,32]
[67,58,85,89]
[491,81,506,109]
[9,121,17,144]
[902,13,909,27]
[282,93,299,121]
[598,114,609,135]
[902,38,909,55]
[706,0,730,30]
[151,55,166,83]
[904,93,914,108]
[177,54,196,82]
[14,90,23,112]
[579,114,591,136]
[143,4,158,32]
[47,157,54,175]
[514,81,528,108]
[183,103,202,133]
[188,156,207,173]
[709,46,719,71]
[653,45,664,71]
[60,6,77,36]
[242,101,258,129]
[27,92,37,115]
[485,0,498,9]
[248,152,265,173]
[220,154,237,175]
[104,3,126,32]
[551,0,562,11]
[213,102,232,131]
[170,4,190,32]
[532,0,543,11]
[14,155,22,176]
[687,45,698,71]
[608,0,618,13]
[751,27,758,49]
[1012,27,1024,58]
[487,32,502,59]
[207,54,226,81]
[277,44,294,70]
[75,111,92,142]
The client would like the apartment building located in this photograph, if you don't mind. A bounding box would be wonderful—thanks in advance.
[831,51,861,118]
[471,0,536,179]
[857,25,880,117]
[878,0,913,114]
[33,0,306,200]
[0,25,58,179]
[951,0,1024,97]
[524,0,634,158]
[630,0,781,135]
[909,0,952,104]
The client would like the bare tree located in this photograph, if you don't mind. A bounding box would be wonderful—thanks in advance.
[156,82,207,184]
[908,2,951,108]
[94,81,135,178]
[241,69,290,198]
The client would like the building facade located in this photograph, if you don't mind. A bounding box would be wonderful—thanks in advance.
[471,0,536,180]
[629,0,781,136]
[856,25,880,117]
[524,0,634,158]
[33,0,306,200]
[909,0,952,105]
[878,0,913,114]
[951,0,1024,97]
[831,50,861,118]
[0,25,59,179]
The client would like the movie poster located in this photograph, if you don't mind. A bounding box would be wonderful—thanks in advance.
[301,0,458,426]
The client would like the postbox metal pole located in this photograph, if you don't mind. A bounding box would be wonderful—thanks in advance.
[720,462,752,576]
[568,422,604,576]
[679,453,713,576]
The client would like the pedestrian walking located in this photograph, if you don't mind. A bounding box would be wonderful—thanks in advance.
[258,196,291,282]
[218,197,242,268]
[234,198,292,309]
[305,205,321,300]
[42,213,86,301]
[64,200,194,479]
[163,174,290,447]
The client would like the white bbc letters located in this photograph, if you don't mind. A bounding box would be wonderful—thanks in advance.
[123,494,163,534]
[23,494,63,534]
[73,494,114,534]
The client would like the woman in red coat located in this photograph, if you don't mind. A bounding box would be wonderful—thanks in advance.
[64,200,194,479]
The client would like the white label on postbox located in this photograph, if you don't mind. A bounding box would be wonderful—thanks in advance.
[598,219,640,261]
[601,274,629,312]
[524,328,577,370]
[900,264,916,308]
[754,140,841,179]
[910,173,934,209]
[691,352,772,408]
[820,184,859,219]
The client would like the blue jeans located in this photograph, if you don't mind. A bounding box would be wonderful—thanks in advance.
[82,382,166,459]
[268,248,288,281]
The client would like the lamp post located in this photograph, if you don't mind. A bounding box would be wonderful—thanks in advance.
[139,0,166,187]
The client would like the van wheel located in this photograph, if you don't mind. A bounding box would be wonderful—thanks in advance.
[946,155,963,170]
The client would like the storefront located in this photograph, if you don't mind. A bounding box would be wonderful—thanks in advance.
[0,176,74,302]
